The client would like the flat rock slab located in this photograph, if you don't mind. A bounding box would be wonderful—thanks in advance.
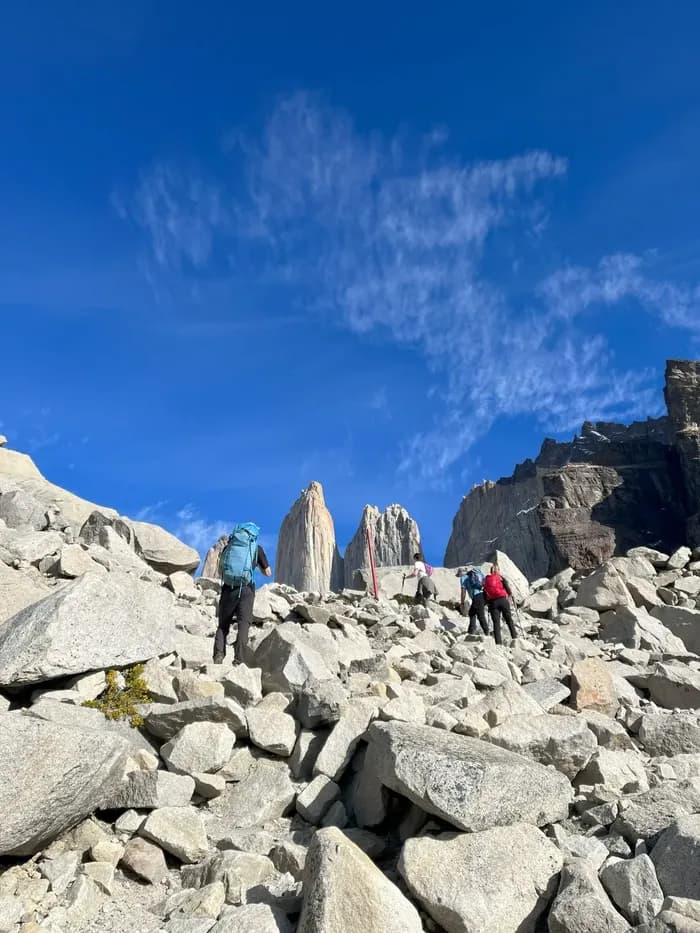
[104,770,195,809]
[367,721,573,832]
[141,698,247,741]
[161,722,235,775]
[0,571,177,687]
[205,758,297,832]
[297,827,422,933]
[399,823,562,933]
[0,714,128,856]
[141,806,209,863]
[487,713,597,779]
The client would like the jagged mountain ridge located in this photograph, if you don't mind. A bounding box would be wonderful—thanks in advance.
[203,359,699,591]
[445,359,699,580]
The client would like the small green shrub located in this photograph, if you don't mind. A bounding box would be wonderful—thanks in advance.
[82,664,150,728]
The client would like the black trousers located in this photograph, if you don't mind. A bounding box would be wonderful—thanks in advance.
[488,596,517,645]
[468,593,490,635]
[214,583,255,661]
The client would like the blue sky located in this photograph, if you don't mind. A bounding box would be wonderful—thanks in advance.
[2,1,700,569]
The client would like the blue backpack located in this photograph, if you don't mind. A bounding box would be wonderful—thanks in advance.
[219,523,260,588]
[462,568,484,596]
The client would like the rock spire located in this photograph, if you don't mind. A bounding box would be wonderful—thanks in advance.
[275,481,343,593]
[344,504,421,588]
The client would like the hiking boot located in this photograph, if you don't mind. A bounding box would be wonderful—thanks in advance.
[212,652,225,664]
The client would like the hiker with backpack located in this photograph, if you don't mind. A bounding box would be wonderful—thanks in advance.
[213,522,271,665]
[406,552,437,606]
[459,567,490,636]
[483,563,518,645]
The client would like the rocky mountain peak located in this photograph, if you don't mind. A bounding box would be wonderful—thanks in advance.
[344,503,421,588]
[274,481,344,594]
[666,359,700,543]
[446,358,698,579]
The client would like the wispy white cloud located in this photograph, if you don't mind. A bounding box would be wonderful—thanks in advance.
[118,92,700,484]
[115,164,227,272]
[132,501,230,560]
[134,499,170,522]
[539,253,700,331]
[173,505,230,558]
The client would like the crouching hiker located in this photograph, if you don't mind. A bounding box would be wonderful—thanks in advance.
[406,552,437,606]
[213,522,271,664]
[460,567,490,636]
[483,564,518,645]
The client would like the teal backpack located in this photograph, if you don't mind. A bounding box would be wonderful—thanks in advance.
[219,523,260,588]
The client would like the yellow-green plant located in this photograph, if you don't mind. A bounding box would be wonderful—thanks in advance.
[83,664,150,728]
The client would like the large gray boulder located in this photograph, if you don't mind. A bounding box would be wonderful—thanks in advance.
[140,806,209,863]
[487,713,597,779]
[161,722,235,775]
[639,711,700,757]
[253,625,335,693]
[0,486,47,530]
[26,698,157,755]
[599,606,687,654]
[399,823,562,933]
[652,815,700,899]
[297,827,422,933]
[314,699,379,781]
[0,571,177,688]
[367,721,573,832]
[131,520,199,574]
[0,714,128,856]
[548,858,630,932]
[647,664,700,710]
[600,854,664,926]
[575,563,634,611]
[0,447,117,531]
[612,781,700,845]
[651,606,700,654]
[0,561,48,625]
[205,758,296,833]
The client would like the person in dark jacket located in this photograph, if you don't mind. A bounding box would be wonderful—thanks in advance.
[459,567,490,636]
[483,564,518,645]
[213,544,271,664]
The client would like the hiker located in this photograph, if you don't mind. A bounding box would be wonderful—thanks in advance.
[459,566,490,636]
[483,563,518,645]
[406,552,437,606]
[213,522,271,664]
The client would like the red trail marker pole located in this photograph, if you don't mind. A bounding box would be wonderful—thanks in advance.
[366,526,379,600]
